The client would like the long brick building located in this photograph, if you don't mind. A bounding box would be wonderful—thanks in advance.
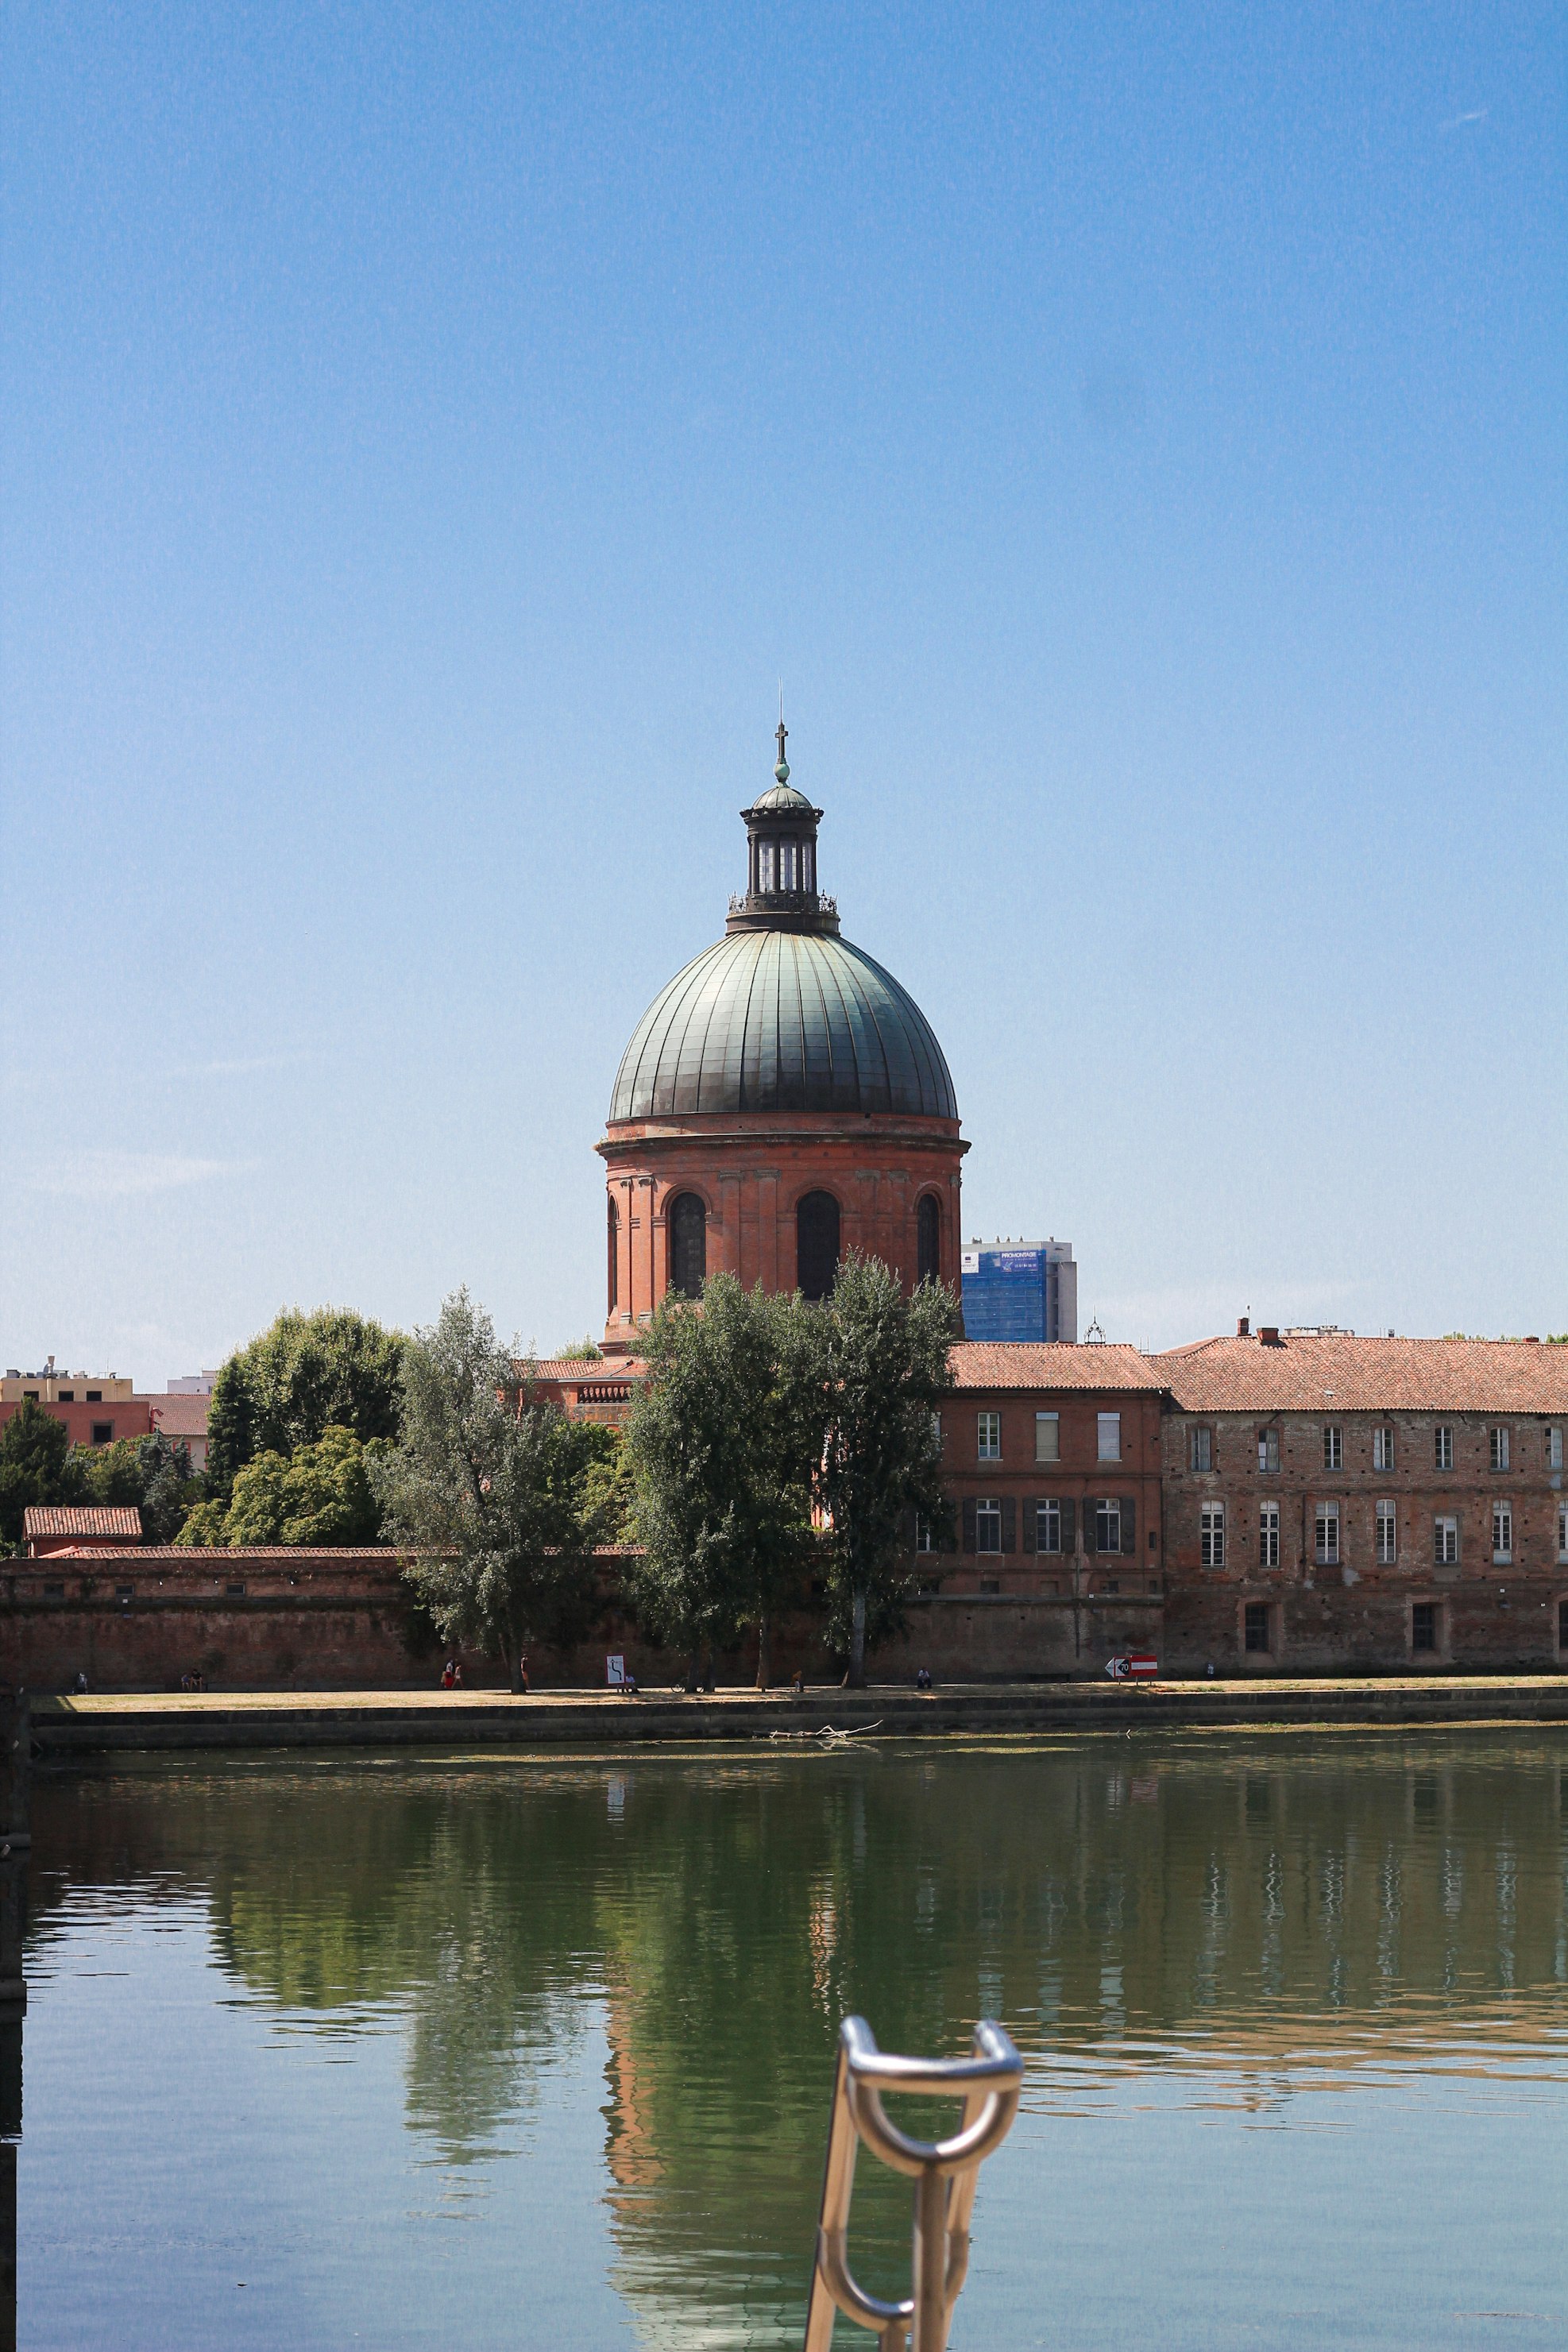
[1156,1325,1568,1672]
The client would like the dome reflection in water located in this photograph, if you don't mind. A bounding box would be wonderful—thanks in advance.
[23,1736,1568,2352]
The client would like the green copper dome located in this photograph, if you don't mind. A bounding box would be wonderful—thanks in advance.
[609,928,959,1122]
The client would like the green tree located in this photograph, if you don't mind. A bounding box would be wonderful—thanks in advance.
[372,1290,610,1693]
[206,1307,405,1493]
[626,1275,821,1689]
[191,1427,385,1546]
[174,1498,230,1547]
[0,1398,74,1551]
[814,1253,959,1688]
[71,1430,200,1541]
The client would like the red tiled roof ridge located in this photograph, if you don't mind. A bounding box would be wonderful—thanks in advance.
[1151,1331,1568,1412]
[22,1504,143,1536]
[948,1341,1164,1391]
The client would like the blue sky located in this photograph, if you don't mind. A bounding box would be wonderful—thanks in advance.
[2,2,1562,1383]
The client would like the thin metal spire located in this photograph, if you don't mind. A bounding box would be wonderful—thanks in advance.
[774,696,790,785]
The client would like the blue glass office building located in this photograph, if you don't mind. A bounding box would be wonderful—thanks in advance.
[960,1242,1077,1342]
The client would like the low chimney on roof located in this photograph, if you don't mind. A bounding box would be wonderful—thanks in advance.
[1259,1326,1282,1345]
[1237,1316,1250,1338]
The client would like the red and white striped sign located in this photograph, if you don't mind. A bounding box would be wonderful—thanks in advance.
[1106,1653,1160,1680]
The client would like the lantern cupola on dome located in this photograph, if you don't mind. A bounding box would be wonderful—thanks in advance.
[729,718,835,935]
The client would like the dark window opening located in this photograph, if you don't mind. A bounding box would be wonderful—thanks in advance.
[43,1582,64,1600]
[667,1193,707,1300]
[1558,1598,1568,1651]
[116,1585,134,1602]
[797,1191,840,1302]
[57,1389,74,1402]
[226,1582,246,1597]
[606,1195,619,1313]
[91,1422,113,1446]
[85,1389,102,1402]
[1412,1601,1438,1654]
[917,1194,941,1287]
[1244,1601,1272,1653]
[979,1577,1000,1594]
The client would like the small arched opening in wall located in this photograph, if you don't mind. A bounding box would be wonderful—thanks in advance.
[916,1192,942,1288]
[606,1194,620,1314]
[666,1191,708,1300]
[797,1190,840,1303]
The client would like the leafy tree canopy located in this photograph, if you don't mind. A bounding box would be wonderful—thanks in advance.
[72,1431,200,1543]
[0,1398,72,1551]
[206,1307,405,1493]
[373,1290,612,1692]
[627,1275,821,1687]
[213,1427,388,1547]
[814,1253,960,1687]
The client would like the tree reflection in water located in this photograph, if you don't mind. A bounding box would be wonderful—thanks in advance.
[29,1736,1568,2346]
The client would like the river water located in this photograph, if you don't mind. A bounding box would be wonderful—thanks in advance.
[21,1731,1568,2350]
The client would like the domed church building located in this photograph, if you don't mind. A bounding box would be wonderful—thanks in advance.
[600,724,966,1346]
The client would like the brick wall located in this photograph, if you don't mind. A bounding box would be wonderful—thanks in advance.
[1161,1404,1568,1673]
[599,1110,965,1344]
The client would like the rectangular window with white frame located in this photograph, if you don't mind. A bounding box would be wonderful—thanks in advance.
[1376,1500,1397,1565]
[1034,1412,1060,1463]
[975,1499,1002,1554]
[1435,1515,1459,1567]
[1489,1427,1510,1472]
[1095,1498,1122,1554]
[1259,1501,1280,1569]
[1315,1504,1340,1566]
[1493,1503,1512,1564]
[1191,1427,1212,1473]
[1097,1413,1122,1462]
[1373,1426,1395,1471]
[977,1412,1002,1462]
[1257,1427,1280,1473]
[914,1515,933,1554]
[1435,1424,1453,1472]
[1200,1504,1225,1569]
[1549,1426,1564,1471]
[1035,1499,1062,1554]
[1559,1504,1568,1564]
[1323,1425,1342,1471]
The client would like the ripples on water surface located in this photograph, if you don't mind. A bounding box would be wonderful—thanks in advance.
[22,1732,1568,2349]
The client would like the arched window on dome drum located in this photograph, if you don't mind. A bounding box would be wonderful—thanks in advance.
[607,1195,619,1313]
[797,1191,840,1303]
[917,1193,941,1288]
[667,1192,707,1300]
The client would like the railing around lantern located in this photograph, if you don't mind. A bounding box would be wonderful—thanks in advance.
[804,2014,1022,2352]
[728,892,837,921]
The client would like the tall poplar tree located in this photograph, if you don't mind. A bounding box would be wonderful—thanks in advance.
[815,1253,959,1688]
[626,1274,820,1689]
[373,1291,609,1692]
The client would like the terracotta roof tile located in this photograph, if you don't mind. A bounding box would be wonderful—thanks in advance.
[948,1342,1164,1392]
[522,1358,647,1385]
[23,1505,142,1539]
[1153,1334,1568,1414]
[147,1393,211,1438]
